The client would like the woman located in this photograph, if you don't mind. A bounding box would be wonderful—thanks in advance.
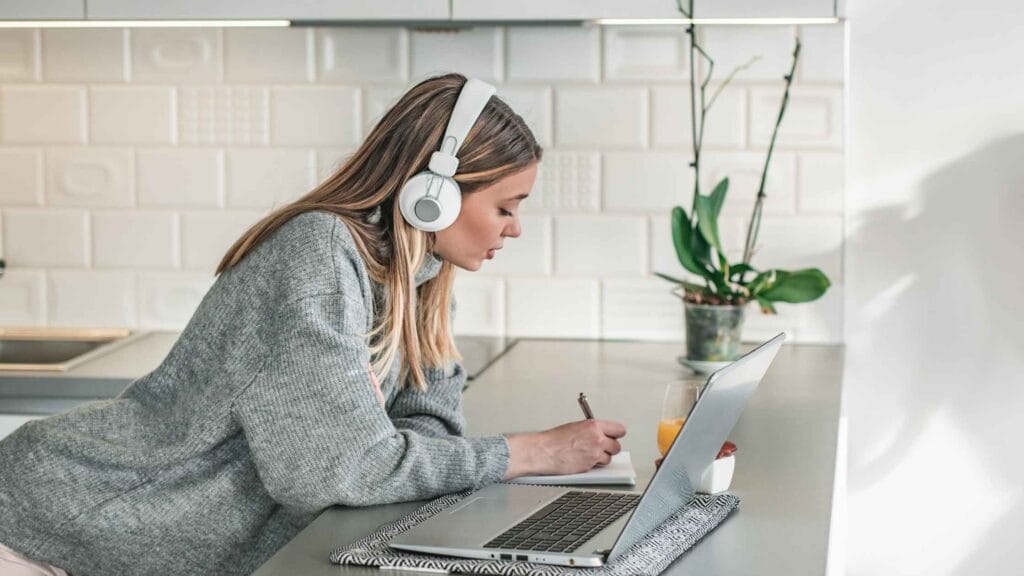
[0,74,626,576]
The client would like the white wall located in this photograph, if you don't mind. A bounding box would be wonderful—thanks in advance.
[846,1,1024,574]
[0,24,845,343]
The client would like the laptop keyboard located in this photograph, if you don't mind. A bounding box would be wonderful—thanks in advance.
[483,491,641,554]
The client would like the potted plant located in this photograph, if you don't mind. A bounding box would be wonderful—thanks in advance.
[656,1,831,369]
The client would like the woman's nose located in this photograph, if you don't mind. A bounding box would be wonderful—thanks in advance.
[505,218,522,238]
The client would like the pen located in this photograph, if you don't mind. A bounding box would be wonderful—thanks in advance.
[577,392,594,420]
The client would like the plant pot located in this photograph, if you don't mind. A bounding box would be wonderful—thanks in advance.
[683,301,745,362]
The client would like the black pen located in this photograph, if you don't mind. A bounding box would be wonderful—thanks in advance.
[577,392,594,420]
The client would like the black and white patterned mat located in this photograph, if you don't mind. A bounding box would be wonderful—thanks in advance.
[330,489,739,575]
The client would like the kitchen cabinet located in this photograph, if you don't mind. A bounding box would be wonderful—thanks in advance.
[451,0,838,20]
[0,414,42,441]
[0,0,84,19]
[85,0,448,21]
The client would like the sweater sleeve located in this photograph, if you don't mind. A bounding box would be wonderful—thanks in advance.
[388,360,469,438]
[231,293,509,514]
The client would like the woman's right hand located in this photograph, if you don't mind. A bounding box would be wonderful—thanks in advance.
[503,420,627,480]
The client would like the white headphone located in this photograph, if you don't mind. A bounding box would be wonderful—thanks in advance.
[398,78,497,232]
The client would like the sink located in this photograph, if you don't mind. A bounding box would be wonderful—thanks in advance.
[0,327,134,372]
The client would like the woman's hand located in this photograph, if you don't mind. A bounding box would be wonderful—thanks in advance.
[503,420,627,480]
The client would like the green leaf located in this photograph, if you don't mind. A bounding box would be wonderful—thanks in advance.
[709,177,729,220]
[759,268,831,303]
[729,263,757,279]
[670,206,709,278]
[695,195,725,258]
[755,296,778,314]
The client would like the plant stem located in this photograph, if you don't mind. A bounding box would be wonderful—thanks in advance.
[741,36,801,274]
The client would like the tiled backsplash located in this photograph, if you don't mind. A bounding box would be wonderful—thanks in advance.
[0,24,844,342]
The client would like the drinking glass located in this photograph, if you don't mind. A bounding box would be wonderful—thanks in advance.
[657,381,701,457]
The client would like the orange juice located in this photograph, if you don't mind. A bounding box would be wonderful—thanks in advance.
[657,417,686,456]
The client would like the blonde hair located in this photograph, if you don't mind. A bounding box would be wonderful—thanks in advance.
[216,74,542,390]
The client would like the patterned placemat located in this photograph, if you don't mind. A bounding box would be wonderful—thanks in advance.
[330,489,739,575]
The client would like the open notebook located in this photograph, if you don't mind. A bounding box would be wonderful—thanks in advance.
[505,451,637,486]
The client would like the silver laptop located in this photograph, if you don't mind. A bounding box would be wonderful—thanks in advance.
[389,333,786,567]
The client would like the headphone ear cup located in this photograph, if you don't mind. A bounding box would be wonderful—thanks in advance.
[398,172,462,232]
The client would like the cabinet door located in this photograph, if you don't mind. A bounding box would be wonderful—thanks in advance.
[86,0,448,21]
[0,0,84,19]
[452,0,836,20]
[0,415,42,440]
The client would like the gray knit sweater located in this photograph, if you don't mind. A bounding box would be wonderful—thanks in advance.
[0,211,510,576]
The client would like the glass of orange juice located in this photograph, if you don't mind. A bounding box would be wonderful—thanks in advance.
[657,381,701,457]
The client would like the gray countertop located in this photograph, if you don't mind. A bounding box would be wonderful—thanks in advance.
[253,339,844,576]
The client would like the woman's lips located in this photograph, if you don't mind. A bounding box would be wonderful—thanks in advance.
[486,249,496,259]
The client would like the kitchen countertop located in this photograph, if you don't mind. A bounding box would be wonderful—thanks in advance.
[253,339,845,576]
[0,332,517,415]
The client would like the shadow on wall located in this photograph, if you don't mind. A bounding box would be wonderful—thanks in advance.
[847,134,1024,574]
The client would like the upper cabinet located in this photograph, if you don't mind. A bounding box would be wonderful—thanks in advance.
[84,0,448,21]
[451,0,838,20]
[0,0,84,19]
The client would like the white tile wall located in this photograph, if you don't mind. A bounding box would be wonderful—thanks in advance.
[47,270,136,327]
[506,27,599,83]
[41,29,127,82]
[90,87,176,144]
[0,30,41,82]
[0,86,86,143]
[0,24,845,343]
[0,149,43,206]
[130,29,221,84]
[46,148,133,207]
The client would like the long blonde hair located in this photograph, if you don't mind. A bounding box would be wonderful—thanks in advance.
[216,74,542,390]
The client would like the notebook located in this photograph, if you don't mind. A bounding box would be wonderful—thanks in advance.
[505,451,636,486]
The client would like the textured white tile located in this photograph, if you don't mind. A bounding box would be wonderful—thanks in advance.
[0,30,40,81]
[0,270,46,326]
[554,215,646,276]
[699,151,797,216]
[0,149,43,206]
[452,274,505,336]
[410,28,503,83]
[224,28,312,82]
[477,214,551,276]
[226,149,316,209]
[506,278,599,338]
[555,88,647,148]
[2,209,88,267]
[525,151,600,212]
[498,86,553,148]
[92,211,178,269]
[178,86,269,146]
[603,152,693,212]
[138,272,216,330]
[42,29,127,82]
[506,27,598,82]
[47,270,136,328]
[651,85,746,149]
[750,86,843,149]
[0,86,86,143]
[272,87,359,146]
[180,210,264,272]
[698,26,798,82]
[362,87,405,136]
[602,278,684,341]
[90,87,176,144]
[604,27,689,81]
[797,24,845,83]
[316,148,355,183]
[46,148,133,208]
[131,28,221,83]
[797,152,844,213]
[318,28,407,83]
[137,148,223,208]
[747,216,843,282]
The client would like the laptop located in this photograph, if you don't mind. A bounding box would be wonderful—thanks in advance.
[389,333,786,567]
